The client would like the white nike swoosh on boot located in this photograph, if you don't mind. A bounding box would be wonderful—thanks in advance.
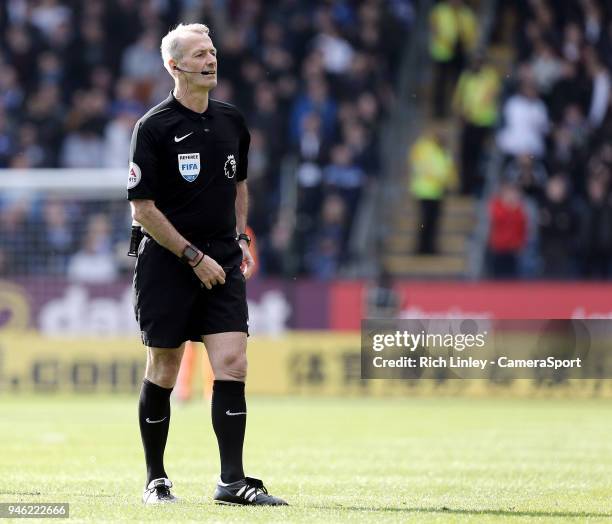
[146,417,167,424]
[225,410,247,416]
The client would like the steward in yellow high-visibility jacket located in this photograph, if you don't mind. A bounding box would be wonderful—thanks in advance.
[429,0,478,63]
[453,62,500,127]
[409,132,458,254]
[410,134,457,200]
[453,55,500,195]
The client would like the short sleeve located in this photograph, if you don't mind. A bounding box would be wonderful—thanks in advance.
[127,120,159,200]
[236,117,250,182]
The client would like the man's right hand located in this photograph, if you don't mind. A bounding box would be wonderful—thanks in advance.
[192,255,226,289]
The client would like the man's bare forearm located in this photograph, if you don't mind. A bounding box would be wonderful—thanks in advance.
[130,200,192,258]
[235,181,248,234]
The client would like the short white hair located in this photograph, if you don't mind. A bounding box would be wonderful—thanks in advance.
[160,23,210,74]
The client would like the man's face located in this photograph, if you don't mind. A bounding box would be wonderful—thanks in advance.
[174,32,218,90]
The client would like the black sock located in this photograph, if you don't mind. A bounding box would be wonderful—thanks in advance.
[138,378,172,484]
[212,380,246,483]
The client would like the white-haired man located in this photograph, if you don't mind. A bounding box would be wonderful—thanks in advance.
[127,23,287,506]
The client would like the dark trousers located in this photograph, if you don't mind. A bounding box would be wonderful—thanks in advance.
[460,124,490,196]
[417,199,441,254]
[432,56,463,119]
[583,249,612,279]
[488,251,519,279]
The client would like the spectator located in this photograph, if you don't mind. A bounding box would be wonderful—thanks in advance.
[409,129,458,254]
[583,0,604,45]
[103,111,138,167]
[245,128,271,235]
[72,19,109,87]
[548,60,589,124]
[60,121,105,168]
[15,123,46,167]
[323,144,366,222]
[497,73,550,158]
[37,51,64,88]
[503,154,548,200]
[30,0,71,40]
[538,176,579,278]
[304,194,347,279]
[562,23,583,64]
[25,85,64,166]
[0,65,25,116]
[356,92,381,130]
[366,269,401,318]
[261,208,294,276]
[34,200,76,275]
[67,214,118,283]
[109,78,145,117]
[343,122,379,178]
[0,199,34,275]
[294,112,326,252]
[530,39,563,95]
[0,108,15,167]
[5,24,39,93]
[312,11,354,75]
[584,46,611,129]
[290,77,337,145]
[337,52,373,100]
[487,182,527,278]
[120,30,165,100]
[579,176,612,278]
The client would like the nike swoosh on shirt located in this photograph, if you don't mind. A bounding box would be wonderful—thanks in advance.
[226,410,247,416]
[145,417,167,424]
[174,132,194,142]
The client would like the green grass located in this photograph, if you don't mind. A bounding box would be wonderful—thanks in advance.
[1,395,612,523]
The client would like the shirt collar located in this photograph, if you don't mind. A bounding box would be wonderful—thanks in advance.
[168,91,216,120]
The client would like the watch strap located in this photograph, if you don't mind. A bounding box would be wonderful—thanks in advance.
[180,244,201,265]
[237,233,251,246]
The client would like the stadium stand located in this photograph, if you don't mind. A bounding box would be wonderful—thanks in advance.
[0,0,414,279]
[383,0,612,280]
[483,0,612,279]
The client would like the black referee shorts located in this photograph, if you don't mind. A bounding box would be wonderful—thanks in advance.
[133,236,248,348]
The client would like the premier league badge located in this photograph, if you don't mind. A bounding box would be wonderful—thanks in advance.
[224,154,237,178]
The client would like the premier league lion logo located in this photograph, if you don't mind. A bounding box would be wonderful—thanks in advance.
[224,154,237,178]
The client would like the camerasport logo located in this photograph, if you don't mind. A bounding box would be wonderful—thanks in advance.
[224,154,237,178]
[127,162,141,189]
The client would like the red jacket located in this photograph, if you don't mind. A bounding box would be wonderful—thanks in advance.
[488,197,527,253]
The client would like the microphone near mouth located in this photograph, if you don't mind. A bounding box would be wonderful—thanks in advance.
[173,65,216,75]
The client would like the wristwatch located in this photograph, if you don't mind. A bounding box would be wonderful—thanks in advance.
[237,232,251,246]
[181,244,201,265]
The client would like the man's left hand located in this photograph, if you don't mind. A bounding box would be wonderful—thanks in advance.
[239,240,255,279]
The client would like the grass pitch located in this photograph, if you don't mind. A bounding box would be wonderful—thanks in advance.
[1,394,611,523]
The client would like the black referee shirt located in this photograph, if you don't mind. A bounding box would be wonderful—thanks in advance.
[127,92,250,240]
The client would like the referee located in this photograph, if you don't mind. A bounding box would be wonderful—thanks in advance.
[128,23,287,506]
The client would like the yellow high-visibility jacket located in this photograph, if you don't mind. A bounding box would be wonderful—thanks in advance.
[430,2,478,62]
[453,65,500,126]
[409,136,457,200]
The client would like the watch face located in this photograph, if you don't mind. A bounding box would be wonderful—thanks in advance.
[184,245,199,261]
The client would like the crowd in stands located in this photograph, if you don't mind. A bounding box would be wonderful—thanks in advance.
[0,0,413,281]
[486,0,612,279]
[419,0,612,279]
